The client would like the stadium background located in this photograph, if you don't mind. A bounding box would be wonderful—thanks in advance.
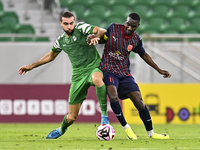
[0,0,200,124]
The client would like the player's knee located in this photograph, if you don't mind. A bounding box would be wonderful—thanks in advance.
[136,102,145,111]
[92,72,104,87]
[108,94,118,102]
[93,77,104,87]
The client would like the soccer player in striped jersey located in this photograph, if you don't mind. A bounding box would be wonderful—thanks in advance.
[18,11,109,139]
[88,13,171,139]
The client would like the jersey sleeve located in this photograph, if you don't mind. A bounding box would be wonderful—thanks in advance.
[52,37,62,53]
[105,23,114,37]
[132,39,146,56]
[76,22,95,35]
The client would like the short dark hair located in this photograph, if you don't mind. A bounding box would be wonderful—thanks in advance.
[60,11,75,22]
[129,13,140,22]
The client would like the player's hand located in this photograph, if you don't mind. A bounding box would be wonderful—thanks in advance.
[160,70,171,78]
[18,65,32,75]
[87,34,100,45]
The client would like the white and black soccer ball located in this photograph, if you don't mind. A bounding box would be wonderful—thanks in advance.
[96,124,115,141]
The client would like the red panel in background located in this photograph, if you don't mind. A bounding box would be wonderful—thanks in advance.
[0,84,120,123]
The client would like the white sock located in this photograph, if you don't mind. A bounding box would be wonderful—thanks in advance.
[123,124,130,130]
[147,130,154,138]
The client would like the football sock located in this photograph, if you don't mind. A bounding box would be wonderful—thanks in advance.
[139,105,153,131]
[110,101,127,126]
[96,84,108,116]
[60,114,74,133]
[147,130,154,137]
[123,124,130,130]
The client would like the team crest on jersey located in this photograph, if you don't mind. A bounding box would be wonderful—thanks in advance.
[115,50,121,55]
[127,45,133,52]
[73,36,77,41]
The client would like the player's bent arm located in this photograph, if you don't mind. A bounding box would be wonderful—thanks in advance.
[140,52,171,78]
[90,26,107,45]
[92,26,106,38]
[18,50,59,75]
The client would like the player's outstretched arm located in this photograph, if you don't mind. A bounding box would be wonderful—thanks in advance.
[87,26,107,45]
[140,52,171,78]
[18,50,59,75]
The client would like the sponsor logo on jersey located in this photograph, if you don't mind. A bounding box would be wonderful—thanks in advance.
[115,50,121,55]
[127,45,133,52]
[109,52,124,60]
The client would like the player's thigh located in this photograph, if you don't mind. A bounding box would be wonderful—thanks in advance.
[103,72,119,101]
[69,79,90,105]
[118,76,139,100]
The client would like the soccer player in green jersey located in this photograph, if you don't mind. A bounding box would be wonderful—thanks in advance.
[18,11,109,139]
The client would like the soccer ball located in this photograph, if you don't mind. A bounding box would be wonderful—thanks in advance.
[96,124,115,141]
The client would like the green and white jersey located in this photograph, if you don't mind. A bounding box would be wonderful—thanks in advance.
[52,22,101,77]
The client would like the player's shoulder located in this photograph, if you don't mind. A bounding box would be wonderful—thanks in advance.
[134,31,141,40]
[75,22,93,29]
[108,23,125,30]
[109,23,124,27]
[75,22,95,34]
[56,33,65,41]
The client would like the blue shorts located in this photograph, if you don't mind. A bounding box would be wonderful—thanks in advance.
[103,71,140,100]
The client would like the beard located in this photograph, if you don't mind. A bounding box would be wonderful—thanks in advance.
[64,29,74,36]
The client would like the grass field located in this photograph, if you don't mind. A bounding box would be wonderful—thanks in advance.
[0,123,200,150]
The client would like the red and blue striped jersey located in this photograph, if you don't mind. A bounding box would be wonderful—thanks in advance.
[100,23,146,76]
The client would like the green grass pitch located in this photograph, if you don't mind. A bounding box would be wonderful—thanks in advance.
[0,123,200,150]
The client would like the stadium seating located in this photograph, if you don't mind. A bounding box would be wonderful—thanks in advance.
[84,17,104,26]
[132,0,154,7]
[169,5,191,19]
[149,5,170,19]
[106,17,124,27]
[55,0,200,34]
[110,0,134,7]
[0,1,3,12]
[146,17,166,33]
[87,0,113,7]
[83,4,108,20]
[0,11,19,30]
[151,0,176,7]
[190,5,200,18]
[172,0,199,7]
[131,5,150,19]
[0,1,52,42]
[15,24,35,41]
[107,5,131,20]
[0,25,14,41]
[68,4,87,21]
[34,37,50,42]
[0,0,198,39]
[16,24,35,34]
[161,17,187,33]
[58,0,69,8]
[184,17,200,34]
